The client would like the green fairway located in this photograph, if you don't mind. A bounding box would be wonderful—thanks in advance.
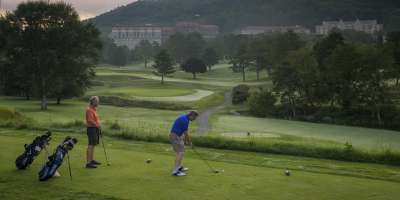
[88,86,195,98]
[96,70,269,87]
[212,115,400,151]
[0,97,188,134]
[1,129,400,200]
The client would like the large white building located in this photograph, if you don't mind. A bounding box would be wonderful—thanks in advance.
[316,19,383,35]
[237,25,311,35]
[110,22,220,49]
[110,25,163,49]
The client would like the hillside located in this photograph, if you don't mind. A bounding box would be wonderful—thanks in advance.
[90,0,400,33]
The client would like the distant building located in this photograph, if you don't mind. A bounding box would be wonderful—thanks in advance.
[237,25,311,35]
[110,25,162,49]
[316,19,383,35]
[175,22,220,39]
[110,22,219,49]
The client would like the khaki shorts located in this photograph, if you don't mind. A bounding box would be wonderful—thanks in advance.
[170,133,184,153]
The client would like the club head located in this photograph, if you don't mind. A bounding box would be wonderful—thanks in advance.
[213,169,223,174]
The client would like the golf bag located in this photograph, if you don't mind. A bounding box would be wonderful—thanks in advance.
[15,131,52,170]
[38,136,78,181]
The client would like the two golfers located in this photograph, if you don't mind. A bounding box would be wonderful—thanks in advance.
[85,96,102,168]
[170,111,199,177]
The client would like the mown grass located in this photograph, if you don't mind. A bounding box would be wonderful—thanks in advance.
[212,115,400,152]
[2,105,400,167]
[0,97,190,133]
[1,130,400,200]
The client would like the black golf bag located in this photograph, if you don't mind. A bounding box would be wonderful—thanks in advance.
[15,131,52,170]
[38,136,78,181]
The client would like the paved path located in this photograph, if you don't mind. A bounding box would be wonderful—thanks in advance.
[135,89,214,102]
[197,90,232,134]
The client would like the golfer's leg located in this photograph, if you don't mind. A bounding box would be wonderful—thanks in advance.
[174,152,184,172]
[87,145,94,163]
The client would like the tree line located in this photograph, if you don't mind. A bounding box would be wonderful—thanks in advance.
[246,31,400,130]
[0,1,102,110]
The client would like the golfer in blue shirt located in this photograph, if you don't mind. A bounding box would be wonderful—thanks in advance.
[170,111,199,176]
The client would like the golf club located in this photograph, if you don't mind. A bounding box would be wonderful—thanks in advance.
[67,154,72,180]
[191,145,222,174]
[99,129,111,166]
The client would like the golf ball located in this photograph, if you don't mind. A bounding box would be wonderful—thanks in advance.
[285,170,291,176]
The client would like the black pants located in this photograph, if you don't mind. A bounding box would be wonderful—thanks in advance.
[87,127,100,145]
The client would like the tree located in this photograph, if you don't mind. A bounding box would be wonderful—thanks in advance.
[247,88,277,117]
[202,47,219,71]
[4,1,101,109]
[101,37,131,66]
[183,32,206,61]
[325,44,360,109]
[272,62,301,118]
[286,48,320,107]
[153,50,175,84]
[357,45,393,125]
[385,32,400,85]
[135,40,153,68]
[181,58,207,79]
[164,32,206,64]
[269,31,305,69]
[232,44,252,82]
[313,31,345,68]
[248,38,269,80]
[164,33,186,64]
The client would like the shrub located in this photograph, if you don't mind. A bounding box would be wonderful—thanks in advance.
[247,88,277,117]
[109,121,122,130]
[232,84,250,104]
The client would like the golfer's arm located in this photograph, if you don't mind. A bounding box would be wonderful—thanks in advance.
[184,131,192,144]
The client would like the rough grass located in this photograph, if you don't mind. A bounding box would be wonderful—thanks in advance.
[1,130,400,200]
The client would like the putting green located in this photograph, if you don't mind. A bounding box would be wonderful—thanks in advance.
[1,130,400,200]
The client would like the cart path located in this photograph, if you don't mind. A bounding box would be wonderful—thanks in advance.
[197,90,232,134]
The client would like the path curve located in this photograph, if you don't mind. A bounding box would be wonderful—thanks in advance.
[135,89,214,102]
[197,90,232,134]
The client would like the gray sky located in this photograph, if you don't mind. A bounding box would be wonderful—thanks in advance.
[0,0,138,19]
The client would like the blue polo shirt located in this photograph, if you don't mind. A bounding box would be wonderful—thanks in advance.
[171,114,190,136]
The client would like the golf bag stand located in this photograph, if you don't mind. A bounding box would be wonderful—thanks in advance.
[15,131,52,170]
[38,136,78,181]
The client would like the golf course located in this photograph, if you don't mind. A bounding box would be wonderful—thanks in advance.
[1,63,400,200]
[2,1,400,199]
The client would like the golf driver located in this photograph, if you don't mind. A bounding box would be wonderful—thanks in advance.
[191,145,223,174]
[99,129,111,166]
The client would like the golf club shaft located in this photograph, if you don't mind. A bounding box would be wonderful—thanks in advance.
[192,146,216,172]
[67,154,72,180]
[100,130,110,165]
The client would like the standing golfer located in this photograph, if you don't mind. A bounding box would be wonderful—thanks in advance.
[85,96,102,168]
[170,111,198,176]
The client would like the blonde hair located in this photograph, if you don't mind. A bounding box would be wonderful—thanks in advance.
[89,96,99,105]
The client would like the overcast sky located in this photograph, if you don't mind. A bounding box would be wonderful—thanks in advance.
[0,0,138,20]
